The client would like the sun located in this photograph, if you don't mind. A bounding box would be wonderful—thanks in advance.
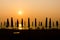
[18,24,23,30]
[18,11,22,15]
[19,24,22,27]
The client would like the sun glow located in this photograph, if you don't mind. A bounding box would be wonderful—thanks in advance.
[18,10,22,15]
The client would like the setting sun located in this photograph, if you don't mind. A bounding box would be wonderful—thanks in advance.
[18,24,23,30]
[19,24,22,27]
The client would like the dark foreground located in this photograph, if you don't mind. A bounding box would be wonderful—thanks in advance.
[0,29,60,40]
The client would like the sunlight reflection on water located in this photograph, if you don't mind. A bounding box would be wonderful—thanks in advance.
[13,32,20,34]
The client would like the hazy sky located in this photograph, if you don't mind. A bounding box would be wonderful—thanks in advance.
[0,0,60,22]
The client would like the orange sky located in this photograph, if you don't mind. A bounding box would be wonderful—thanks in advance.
[0,0,60,22]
